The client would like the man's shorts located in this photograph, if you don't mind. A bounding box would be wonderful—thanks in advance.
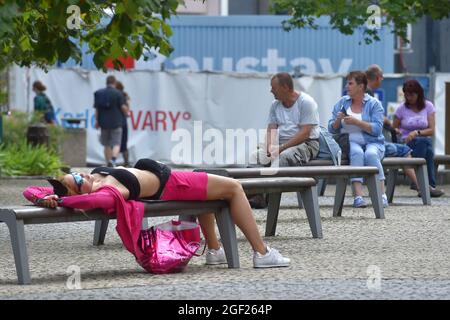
[100,127,122,147]
[385,142,412,157]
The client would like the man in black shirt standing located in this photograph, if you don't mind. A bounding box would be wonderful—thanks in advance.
[94,75,127,167]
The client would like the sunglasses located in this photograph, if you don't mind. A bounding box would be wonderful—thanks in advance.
[70,172,84,192]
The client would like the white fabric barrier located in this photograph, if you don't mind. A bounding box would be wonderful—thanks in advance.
[433,73,450,156]
[9,67,343,166]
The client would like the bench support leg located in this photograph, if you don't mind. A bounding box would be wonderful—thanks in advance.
[93,219,109,246]
[318,179,327,196]
[296,192,304,209]
[2,211,31,285]
[265,193,282,237]
[299,186,322,238]
[386,169,397,204]
[333,178,347,217]
[416,164,431,205]
[215,208,239,268]
[366,175,385,219]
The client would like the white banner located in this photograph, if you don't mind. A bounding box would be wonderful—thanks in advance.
[10,67,343,166]
[433,73,450,156]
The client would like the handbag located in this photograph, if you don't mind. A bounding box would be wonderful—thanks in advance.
[333,133,350,161]
[137,220,203,274]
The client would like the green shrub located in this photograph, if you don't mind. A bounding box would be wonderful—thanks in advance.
[2,110,65,154]
[0,142,65,177]
[0,110,67,176]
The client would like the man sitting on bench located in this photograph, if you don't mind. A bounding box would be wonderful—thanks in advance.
[248,72,321,208]
[23,158,290,270]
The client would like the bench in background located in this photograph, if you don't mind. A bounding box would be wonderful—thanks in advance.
[194,172,321,239]
[307,157,430,205]
[199,166,383,220]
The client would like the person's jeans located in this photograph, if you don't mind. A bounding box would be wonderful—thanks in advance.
[349,142,385,183]
[407,136,436,187]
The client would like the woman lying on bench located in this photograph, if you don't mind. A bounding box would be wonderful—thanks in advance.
[23,158,290,269]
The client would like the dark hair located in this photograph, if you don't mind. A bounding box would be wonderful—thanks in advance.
[116,81,124,91]
[403,79,425,111]
[106,75,116,85]
[32,81,46,91]
[272,72,294,90]
[47,175,78,197]
[346,71,367,89]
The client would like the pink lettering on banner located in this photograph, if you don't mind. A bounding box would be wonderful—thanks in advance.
[129,110,191,131]
[155,111,167,131]
[169,111,181,130]
[130,110,143,130]
[142,112,154,130]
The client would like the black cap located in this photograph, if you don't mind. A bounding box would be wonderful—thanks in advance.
[47,179,68,197]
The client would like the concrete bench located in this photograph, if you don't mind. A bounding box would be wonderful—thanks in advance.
[434,154,450,174]
[306,157,430,205]
[195,171,321,239]
[382,157,430,205]
[198,166,382,222]
[0,200,237,285]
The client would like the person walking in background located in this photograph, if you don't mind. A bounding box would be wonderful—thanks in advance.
[94,75,127,167]
[32,80,57,125]
[393,79,444,197]
[329,71,388,208]
[115,81,131,167]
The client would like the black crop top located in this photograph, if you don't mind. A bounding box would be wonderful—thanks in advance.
[91,159,171,200]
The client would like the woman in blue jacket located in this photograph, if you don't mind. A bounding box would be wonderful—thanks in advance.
[328,71,387,208]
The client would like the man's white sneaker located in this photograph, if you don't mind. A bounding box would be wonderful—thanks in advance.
[253,246,290,268]
[205,246,227,265]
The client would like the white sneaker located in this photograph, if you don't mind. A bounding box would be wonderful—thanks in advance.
[205,246,227,265]
[253,246,290,268]
[382,194,389,208]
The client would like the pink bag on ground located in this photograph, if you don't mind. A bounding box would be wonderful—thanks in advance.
[137,220,202,274]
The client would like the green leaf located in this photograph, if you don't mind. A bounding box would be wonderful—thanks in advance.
[18,35,31,51]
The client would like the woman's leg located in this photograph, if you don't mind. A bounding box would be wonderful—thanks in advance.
[404,167,419,188]
[349,142,365,197]
[197,214,221,250]
[206,174,267,254]
[364,144,386,194]
[409,137,436,187]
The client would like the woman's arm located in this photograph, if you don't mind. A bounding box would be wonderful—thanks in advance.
[359,100,384,136]
[23,186,57,206]
[392,116,401,129]
[420,113,435,137]
[23,186,116,212]
[57,191,116,211]
[328,99,345,133]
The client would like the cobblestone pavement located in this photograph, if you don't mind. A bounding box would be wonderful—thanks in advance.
[1,175,450,300]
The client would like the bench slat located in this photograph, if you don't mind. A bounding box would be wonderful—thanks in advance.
[9,200,229,223]
[434,154,450,165]
[240,177,316,188]
[305,157,426,167]
[226,166,378,178]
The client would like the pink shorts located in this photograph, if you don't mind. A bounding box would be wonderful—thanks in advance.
[160,171,208,201]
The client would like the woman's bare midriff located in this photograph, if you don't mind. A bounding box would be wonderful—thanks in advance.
[91,167,161,199]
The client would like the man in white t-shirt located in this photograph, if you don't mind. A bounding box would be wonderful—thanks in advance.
[251,72,320,167]
[248,72,320,207]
